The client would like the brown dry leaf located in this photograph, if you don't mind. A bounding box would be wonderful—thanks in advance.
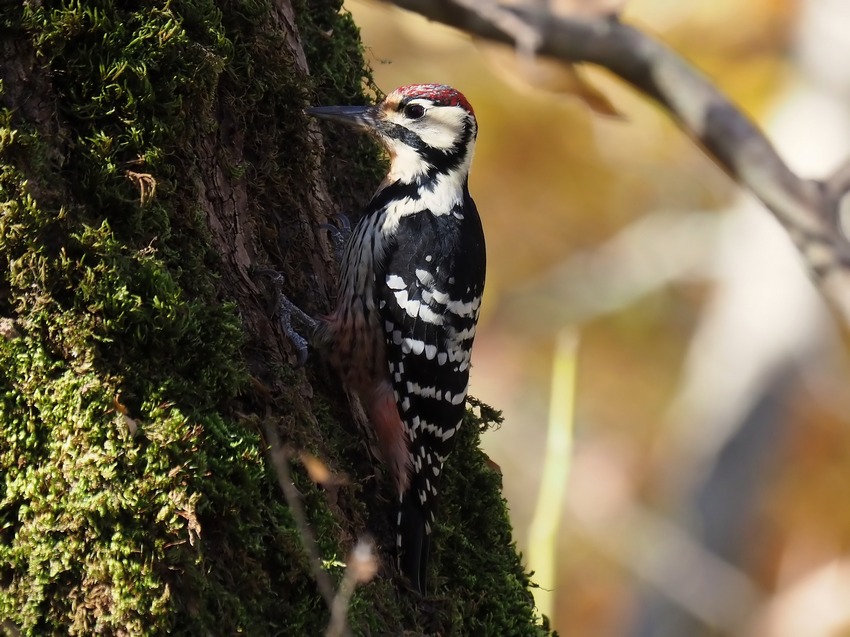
[173,492,202,546]
[299,451,348,487]
[113,395,139,436]
[348,537,378,584]
[125,169,157,206]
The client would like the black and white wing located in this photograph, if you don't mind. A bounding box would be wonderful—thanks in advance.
[377,193,485,593]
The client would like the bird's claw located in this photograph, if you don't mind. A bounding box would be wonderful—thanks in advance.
[319,212,353,262]
[253,267,317,367]
[276,292,314,368]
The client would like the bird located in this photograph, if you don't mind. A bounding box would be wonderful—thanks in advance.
[294,84,486,594]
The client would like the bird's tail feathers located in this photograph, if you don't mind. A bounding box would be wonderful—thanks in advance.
[397,491,431,594]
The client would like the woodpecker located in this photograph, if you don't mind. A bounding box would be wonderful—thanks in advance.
[300,84,485,594]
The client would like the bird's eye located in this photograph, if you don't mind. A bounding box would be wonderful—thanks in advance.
[404,103,426,120]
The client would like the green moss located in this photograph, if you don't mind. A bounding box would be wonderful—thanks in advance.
[1,0,352,633]
[430,398,549,636]
[0,0,547,634]
[296,0,387,212]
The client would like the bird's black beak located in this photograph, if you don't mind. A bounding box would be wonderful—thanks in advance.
[304,105,380,130]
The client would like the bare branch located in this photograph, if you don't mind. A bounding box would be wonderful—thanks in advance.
[826,158,850,199]
[326,537,378,637]
[825,158,850,235]
[263,422,349,635]
[449,0,541,55]
[384,0,850,326]
[266,422,375,636]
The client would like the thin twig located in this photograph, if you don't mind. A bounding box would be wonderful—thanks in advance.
[326,537,378,637]
[263,421,346,630]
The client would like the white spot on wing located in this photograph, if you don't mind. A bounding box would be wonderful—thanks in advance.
[403,338,425,355]
[386,274,406,290]
[393,289,422,319]
[415,269,434,286]
[418,305,444,325]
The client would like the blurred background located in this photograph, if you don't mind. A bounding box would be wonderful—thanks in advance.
[343,0,850,634]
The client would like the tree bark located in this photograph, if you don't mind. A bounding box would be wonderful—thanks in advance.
[0,1,543,634]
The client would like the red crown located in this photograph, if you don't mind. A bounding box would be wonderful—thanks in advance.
[394,84,475,118]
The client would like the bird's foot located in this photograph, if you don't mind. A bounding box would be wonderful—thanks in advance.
[254,268,317,367]
[319,211,353,262]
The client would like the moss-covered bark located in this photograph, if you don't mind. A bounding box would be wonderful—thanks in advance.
[0,1,547,634]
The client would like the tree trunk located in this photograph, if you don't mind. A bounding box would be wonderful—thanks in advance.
[0,1,543,634]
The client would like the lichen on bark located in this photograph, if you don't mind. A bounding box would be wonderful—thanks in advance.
[0,1,548,634]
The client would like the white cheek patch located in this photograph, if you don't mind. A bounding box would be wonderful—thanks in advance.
[414,108,467,150]
[386,140,431,182]
[378,102,476,201]
[384,104,468,152]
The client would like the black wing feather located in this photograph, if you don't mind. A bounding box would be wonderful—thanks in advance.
[377,190,485,592]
